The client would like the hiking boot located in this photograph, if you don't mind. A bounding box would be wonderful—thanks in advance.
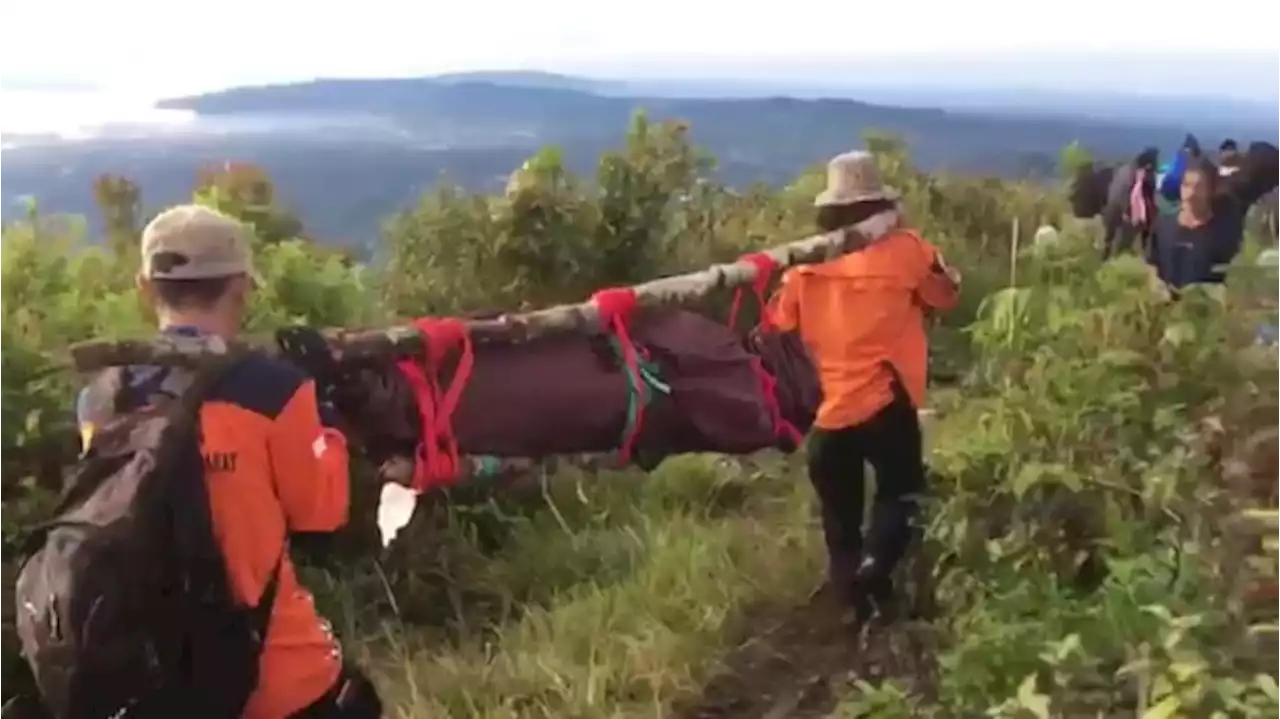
[808,578,839,601]
[850,558,899,625]
[807,581,864,631]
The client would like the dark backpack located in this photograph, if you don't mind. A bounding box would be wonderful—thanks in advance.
[11,356,280,719]
[1069,162,1115,220]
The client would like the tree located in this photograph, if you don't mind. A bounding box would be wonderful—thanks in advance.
[92,174,141,259]
[1058,141,1095,178]
[194,162,304,244]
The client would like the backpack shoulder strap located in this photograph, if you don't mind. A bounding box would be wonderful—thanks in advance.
[249,552,284,644]
[79,367,128,430]
[162,351,238,412]
[158,354,286,638]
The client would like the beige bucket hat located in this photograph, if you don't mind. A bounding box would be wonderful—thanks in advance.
[813,151,900,207]
[140,204,262,286]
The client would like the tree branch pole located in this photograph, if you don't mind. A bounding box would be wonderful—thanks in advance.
[69,211,900,372]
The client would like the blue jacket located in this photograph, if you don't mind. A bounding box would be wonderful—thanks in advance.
[1158,153,1187,201]
[1158,135,1202,202]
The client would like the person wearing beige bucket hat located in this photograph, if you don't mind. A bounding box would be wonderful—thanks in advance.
[772,150,961,625]
[813,150,902,207]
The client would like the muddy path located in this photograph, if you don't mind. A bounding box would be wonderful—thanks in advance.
[675,588,941,719]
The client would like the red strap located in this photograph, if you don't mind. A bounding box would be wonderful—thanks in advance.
[592,287,645,465]
[748,355,802,447]
[725,253,800,446]
[394,318,475,492]
[727,252,780,331]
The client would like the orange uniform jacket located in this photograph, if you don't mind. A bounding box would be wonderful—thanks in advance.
[770,228,959,430]
[78,353,351,718]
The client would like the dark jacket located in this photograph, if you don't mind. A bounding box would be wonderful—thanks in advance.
[1146,196,1244,289]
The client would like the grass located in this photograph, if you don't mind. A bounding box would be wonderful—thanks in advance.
[304,409,948,718]
[314,452,828,717]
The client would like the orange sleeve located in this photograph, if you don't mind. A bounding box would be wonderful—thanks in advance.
[267,379,350,532]
[915,241,961,312]
[769,269,802,331]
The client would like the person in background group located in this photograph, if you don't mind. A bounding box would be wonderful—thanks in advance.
[1103,146,1160,259]
[770,151,960,624]
[85,206,382,718]
[1217,139,1243,178]
[1153,160,1179,217]
[1146,156,1245,292]
[1158,134,1202,204]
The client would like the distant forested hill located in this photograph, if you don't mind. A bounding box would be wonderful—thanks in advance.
[4,74,1267,242]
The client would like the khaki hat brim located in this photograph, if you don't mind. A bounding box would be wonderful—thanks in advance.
[814,186,900,207]
[143,264,263,288]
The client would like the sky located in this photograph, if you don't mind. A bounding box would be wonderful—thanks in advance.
[2,0,1278,100]
[7,0,1280,94]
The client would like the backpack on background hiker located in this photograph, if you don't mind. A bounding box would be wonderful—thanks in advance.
[9,355,280,719]
[1227,142,1280,210]
[1069,163,1115,219]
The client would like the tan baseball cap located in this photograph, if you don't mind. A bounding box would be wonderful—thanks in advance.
[140,204,261,285]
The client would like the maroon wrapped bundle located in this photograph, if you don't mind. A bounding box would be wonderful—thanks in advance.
[457,309,780,456]
[334,307,818,485]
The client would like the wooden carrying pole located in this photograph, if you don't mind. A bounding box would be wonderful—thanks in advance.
[69,211,901,372]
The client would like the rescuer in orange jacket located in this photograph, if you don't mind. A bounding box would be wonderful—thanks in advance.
[77,205,383,717]
[772,152,961,622]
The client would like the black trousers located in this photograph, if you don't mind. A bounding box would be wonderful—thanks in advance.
[806,387,926,601]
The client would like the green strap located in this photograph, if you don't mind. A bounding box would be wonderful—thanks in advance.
[476,455,502,477]
[463,454,506,488]
[609,336,670,455]
[463,341,670,481]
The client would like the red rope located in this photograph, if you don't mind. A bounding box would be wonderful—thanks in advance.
[748,355,803,447]
[592,287,645,465]
[724,252,800,445]
[727,252,780,331]
[395,318,475,492]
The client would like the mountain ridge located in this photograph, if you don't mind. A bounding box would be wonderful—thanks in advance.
[5,72,1274,242]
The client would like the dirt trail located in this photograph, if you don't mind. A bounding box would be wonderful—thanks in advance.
[675,590,940,719]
